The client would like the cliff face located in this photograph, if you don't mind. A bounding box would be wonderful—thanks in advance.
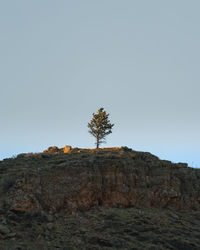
[1,147,200,214]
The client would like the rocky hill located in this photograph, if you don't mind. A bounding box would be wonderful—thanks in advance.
[0,146,200,249]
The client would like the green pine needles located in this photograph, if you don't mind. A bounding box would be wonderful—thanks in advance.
[88,107,114,149]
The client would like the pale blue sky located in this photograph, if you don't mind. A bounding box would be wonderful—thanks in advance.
[0,1,200,167]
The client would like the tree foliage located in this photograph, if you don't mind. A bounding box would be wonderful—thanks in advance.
[88,108,114,148]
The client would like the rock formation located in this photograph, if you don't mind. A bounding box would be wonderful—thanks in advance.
[1,146,200,214]
[1,146,200,249]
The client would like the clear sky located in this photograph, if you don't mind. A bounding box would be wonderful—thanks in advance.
[0,1,199,167]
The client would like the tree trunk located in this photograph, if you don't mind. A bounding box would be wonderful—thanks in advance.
[96,135,99,149]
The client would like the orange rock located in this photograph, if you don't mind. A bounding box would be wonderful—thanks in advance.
[63,145,71,153]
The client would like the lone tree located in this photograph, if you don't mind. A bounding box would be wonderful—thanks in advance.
[88,107,114,149]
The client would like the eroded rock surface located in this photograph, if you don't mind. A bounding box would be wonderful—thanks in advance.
[1,207,200,250]
[0,146,200,214]
[1,146,200,249]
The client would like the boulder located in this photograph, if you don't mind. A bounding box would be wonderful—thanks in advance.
[43,146,59,153]
[63,145,71,153]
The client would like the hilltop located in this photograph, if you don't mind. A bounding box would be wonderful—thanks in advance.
[0,146,200,249]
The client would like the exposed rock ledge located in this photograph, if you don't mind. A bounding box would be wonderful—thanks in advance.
[0,146,200,214]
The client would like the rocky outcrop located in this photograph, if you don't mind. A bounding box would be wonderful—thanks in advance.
[43,145,71,154]
[0,147,200,214]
